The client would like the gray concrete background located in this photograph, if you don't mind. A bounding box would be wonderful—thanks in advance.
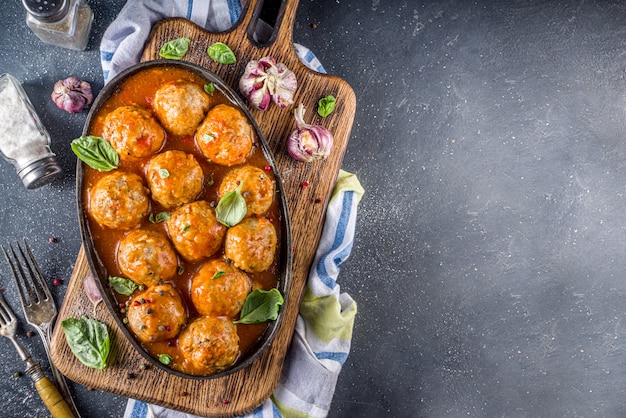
[1,0,625,417]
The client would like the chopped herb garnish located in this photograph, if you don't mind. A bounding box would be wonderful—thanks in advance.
[159,168,170,178]
[204,83,215,95]
[149,211,170,223]
[212,271,226,280]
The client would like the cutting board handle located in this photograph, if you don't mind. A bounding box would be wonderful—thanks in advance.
[238,0,299,51]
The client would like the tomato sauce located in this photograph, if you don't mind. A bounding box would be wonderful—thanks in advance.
[81,66,282,375]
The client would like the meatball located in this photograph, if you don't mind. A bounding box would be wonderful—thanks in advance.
[117,229,178,287]
[153,80,211,136]
[126,284,186,343]
[224,217,277,273]
[102,105,165,160]
[145,150,203,208]
[166,201,227,262]
[178,316,239,374]
[219,166,275,217]
[89,171,149,230]
[191,259,251,317]
[195,104,253,166]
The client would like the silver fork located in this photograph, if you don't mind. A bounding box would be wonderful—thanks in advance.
[2,240,81,418]
[0,293,75,417]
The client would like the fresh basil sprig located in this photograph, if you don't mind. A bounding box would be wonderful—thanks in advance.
[234,288,284,324]
[159,37,191,60]
[207,42,236,64]
[71,135,119,171]
[61,316,111,370]
[108,276,138,296]
[317,94,337,117]
[216,183,247,227]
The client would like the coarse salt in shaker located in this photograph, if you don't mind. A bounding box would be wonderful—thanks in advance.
[0,74,63,189]
[23,0,94,51]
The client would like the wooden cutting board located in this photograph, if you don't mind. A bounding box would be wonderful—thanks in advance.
[49,0,356,416]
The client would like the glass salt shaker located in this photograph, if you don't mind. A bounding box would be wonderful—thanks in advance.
[0,74,63,189]
[23,0,94,51]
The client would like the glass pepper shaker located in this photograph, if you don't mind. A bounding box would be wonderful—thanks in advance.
[0,74,63,189]
[23,0,94,51]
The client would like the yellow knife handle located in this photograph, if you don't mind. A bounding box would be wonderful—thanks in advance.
[34,376,75,418]
[25,362,76,418]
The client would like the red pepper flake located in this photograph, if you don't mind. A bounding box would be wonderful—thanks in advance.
[314,197,322,204]
[263,165,272,171]
[49,237,58,243]
[310,23,318,29]
[268,217,274,223]
[179,390,188,396]
[52,278,62,286]
[301,181,309,188]
[133,301,141,306]
[222,399,230,405]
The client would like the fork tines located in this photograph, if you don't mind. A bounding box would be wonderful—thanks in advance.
[1,240,52,308]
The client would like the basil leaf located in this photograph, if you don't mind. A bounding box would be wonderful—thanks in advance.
[204,83,215,95]
[207,42,236,64]
[158,354,173,365]
[71,135,119,172]
[108,276,138,296]
[159,37,191,60]
[234,288,284,324]
[317,95,337,117]
[61,316,110,370]
[215,183,247,227]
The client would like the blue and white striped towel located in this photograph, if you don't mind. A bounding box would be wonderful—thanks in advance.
[100,2,362,417]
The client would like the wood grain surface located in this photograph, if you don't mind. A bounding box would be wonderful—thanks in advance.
[49,0,356,416]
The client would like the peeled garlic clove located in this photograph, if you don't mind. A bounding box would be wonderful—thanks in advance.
[51,76,93,114]
[239,56,297,111]
[287,104,334,162]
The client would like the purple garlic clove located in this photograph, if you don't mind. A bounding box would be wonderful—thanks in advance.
[287,104,334,162]
[51,76,93,114]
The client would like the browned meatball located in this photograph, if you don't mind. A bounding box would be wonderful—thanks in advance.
[195,104,253,166]
[117,229,178,287]
[224,217,277,273]
[102,105,165,160]
[153,80,211,136]
[145,150,203,209]
[191,259,251,317]
[218,166,275,217]
[89,171,150,230]
[166,201,227,262]
[126,284,186,343]
[178,316,239,374]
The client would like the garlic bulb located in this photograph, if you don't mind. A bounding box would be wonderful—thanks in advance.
[239,56,297,111]
[287,104,334,162]
[51,76,93,114]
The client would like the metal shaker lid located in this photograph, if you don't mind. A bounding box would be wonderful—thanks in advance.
[22,0,70,23]
[18,156,63,189]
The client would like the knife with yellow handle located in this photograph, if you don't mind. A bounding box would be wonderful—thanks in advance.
[26,361,76,418]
